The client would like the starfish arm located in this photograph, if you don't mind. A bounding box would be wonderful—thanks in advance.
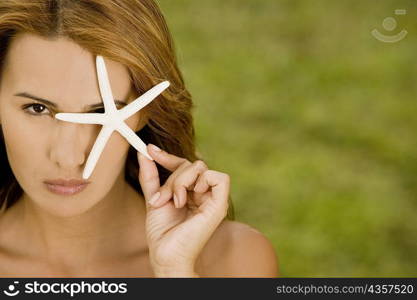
[119,81,170,120]
[116,121,153,160]
[55,113,105,125]
[96,55,117,113]
[82,125,114,179]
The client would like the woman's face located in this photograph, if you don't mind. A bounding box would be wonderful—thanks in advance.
[0,33,145,216]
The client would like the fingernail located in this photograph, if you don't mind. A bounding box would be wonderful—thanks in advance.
[173,193,178,208]
[193,182,201,192]
[150,144,161,152]
[139,151,152,162]
[149,192,160,206]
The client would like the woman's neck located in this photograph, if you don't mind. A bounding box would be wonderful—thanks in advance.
[5,174,147,275]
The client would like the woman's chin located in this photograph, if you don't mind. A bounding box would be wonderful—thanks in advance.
[34,193,102,218]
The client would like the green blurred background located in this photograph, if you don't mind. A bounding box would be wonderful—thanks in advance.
[157,0,417,276]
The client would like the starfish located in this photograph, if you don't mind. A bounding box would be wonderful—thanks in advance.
[55,55,170,179]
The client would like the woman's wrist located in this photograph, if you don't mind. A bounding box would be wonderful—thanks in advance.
[153,265,199,278]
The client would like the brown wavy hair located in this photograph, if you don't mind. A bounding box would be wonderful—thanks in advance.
[0,0,234,219]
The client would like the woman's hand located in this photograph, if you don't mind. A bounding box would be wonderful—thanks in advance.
[137,144,230,277]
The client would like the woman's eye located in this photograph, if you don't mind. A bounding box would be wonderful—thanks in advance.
[91,107,105,114]
[24,103,51,115]
[23,104,106,115]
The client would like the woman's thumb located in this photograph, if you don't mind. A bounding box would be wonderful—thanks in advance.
[138,152,160,206]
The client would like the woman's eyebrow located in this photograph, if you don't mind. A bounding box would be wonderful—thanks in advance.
[14,92,127,110]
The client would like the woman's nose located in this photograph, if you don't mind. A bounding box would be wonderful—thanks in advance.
[49,122,89,171]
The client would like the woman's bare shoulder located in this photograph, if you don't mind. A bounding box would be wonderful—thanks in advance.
[196,220,279,277]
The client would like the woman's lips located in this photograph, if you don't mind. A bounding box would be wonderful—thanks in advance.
[44,179,90,196]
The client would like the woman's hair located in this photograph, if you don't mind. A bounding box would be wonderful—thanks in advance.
[0,0,234,219]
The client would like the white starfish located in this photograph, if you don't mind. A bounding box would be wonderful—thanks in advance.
[55,55,170,179]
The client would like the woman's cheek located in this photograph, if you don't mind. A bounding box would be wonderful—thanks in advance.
[3,119,49,186]
[96,131,131,174]
[3,118,38,166]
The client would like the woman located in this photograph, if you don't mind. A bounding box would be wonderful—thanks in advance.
[0,0,278,277]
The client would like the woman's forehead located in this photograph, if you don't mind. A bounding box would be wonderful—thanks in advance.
[4,32,133,107]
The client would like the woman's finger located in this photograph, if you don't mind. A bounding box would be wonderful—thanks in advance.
[193,170,230,220]
[137,152,160,205]
[150,160,208,208]
[193,174,211,194]
[190,175,212,207]
[173,160,208,208]
[148,144,190,172]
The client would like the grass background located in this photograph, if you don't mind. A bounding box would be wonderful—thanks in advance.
[157,0,417,276]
